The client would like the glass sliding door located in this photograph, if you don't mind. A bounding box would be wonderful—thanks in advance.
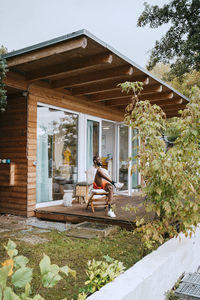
[37,105,78,203]
[101,121,115,178]
[118,124,129,191]
[87,120,100,169]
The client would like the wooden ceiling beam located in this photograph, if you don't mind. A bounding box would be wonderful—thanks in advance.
[157,98,183,106]
[163,104,186,112]
[26,53,113,81]
[72,76,149,96]
[139,91,174,101]
[51,66,134,89]
[7,37,88,67]
[115,97,184,109]
[88,84,162,102]
[141,84,163,94]
[106,92,174,107]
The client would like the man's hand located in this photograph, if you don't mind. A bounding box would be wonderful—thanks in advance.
[111,180,116,188]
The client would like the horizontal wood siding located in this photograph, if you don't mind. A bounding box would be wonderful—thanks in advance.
[0,96,28,216]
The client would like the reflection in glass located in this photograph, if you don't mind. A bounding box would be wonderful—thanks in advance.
[102,121,115,178]
[119,125,128,190]
[37,106,78,203]
[87,120,99,169]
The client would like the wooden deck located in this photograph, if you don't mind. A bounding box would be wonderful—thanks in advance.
[35,193,145,229]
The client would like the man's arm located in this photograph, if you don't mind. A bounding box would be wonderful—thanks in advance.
[97,167,112,183]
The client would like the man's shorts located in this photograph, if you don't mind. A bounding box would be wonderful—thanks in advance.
[93,180,108,190]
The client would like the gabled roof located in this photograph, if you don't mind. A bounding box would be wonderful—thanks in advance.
[3,29,189,117]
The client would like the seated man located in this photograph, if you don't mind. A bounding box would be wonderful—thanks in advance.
[93,156,116,218]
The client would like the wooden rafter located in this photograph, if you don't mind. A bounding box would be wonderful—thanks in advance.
[50,66,134,89]
[115,97,184,110]
[157,98,183,106]
[72,76,149,96]
[88,84,163,102]
[163,104,186,112]
[26,53,113,81]
[105,92,174,107]
[7,37,88,67]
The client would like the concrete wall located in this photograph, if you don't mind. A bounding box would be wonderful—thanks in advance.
[88,226,200,300]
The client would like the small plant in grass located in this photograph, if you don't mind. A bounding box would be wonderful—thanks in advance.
[79,255,125,298]
[165,274,183,300]
[118,81,200,250]
[0,239,76,299]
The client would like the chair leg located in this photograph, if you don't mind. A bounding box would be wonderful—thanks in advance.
[91,202,95,213]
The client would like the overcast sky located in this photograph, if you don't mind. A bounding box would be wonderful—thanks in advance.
[0,0,170,68]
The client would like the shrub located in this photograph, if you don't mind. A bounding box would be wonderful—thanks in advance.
[79,255,125,297]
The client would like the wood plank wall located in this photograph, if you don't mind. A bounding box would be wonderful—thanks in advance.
[0,82,124,217]
[0,96,28,216]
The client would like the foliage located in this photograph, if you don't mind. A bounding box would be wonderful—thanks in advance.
[150,64,200,101]
[79,256,125,297]
[0,48,8,112]
[137,0,200,77]
[166,70,200,100]
[0,239,76,300]
[121,81,200,249]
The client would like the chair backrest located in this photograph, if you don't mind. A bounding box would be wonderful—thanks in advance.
[86,166,97,185]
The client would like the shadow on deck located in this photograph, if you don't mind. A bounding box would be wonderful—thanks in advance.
[35,193,146,229]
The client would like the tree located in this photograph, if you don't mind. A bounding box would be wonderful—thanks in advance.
[0,45,8,112]
[137,0,200,77]
[119,81,200,249]
[150,64,200,100]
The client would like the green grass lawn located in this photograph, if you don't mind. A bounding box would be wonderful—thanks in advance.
[0,228,145,300]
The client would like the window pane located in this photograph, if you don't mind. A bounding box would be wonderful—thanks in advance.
[87,120,99,169]
[37,106,78,203]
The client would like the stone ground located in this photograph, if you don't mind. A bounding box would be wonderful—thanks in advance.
[0,214,68,245]
[0,214,118,243]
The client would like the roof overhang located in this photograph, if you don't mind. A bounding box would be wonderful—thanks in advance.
[2,29,189,118]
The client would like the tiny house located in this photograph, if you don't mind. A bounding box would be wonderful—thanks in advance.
[0,30,188,217]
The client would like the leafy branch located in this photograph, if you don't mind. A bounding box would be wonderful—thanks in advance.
[120,81,200,249]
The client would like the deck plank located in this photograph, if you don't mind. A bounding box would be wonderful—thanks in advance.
[35,193,146,228]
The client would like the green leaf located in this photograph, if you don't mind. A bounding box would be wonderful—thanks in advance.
[68,268,76,278]
[14,255,29,268]
[3,287,20,300]
[11,267,32,288]
[33,295,45,300]
[25,282,31,295]
[0,265,10,288]
[39,254,51,275]
[60,266,69,276]
[7,249,18,259]
[7,240,16,251]
[103,255,113,263]
[49,264,59,275]
[42,272,62,288]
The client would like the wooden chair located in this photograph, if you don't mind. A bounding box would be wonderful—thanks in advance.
[86,188,109,213]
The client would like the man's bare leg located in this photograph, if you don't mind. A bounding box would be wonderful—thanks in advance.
[105,183,113,204]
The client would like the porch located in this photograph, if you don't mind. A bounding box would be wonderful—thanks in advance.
[35,193,146,229]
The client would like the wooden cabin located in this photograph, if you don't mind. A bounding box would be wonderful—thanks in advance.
[0,29,189,217]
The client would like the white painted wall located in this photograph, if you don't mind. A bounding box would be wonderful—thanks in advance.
[88,225,200,300]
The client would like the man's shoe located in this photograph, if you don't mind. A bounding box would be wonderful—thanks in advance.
[108,210,116,218]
